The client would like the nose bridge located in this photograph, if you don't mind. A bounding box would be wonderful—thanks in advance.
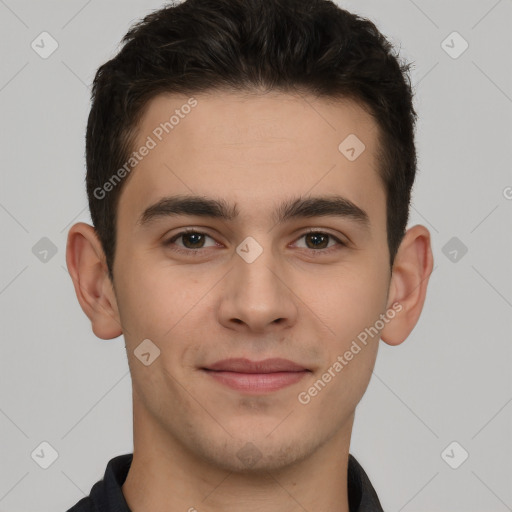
[236,242,278,291]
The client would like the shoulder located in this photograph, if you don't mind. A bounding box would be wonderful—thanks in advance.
[64,454,133,512]
[65,496,96,512]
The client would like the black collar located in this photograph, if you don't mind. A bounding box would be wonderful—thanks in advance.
[67,453,384,512]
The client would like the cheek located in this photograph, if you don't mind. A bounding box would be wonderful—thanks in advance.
[306,260,389,346]
[115,254,207,340]
[299,267,386,421]
[115,262,203,393]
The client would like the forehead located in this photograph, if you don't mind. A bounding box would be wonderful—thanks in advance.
[117,90,385,229]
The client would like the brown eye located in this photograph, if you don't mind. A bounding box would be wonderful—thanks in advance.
[295,231,346,253]
[164,230,218,255]
[179,232,206,249]
[304,232,329,249]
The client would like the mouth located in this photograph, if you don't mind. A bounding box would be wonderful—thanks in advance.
[201,358,311,393]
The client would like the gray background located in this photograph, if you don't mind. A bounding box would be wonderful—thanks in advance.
[1,0,511,510]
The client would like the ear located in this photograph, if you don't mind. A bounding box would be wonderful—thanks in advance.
[65,222,123,340]
[381,224,434,346]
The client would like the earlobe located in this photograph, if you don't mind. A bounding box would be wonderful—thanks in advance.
[380,224,434,346]
[65,222,123,340]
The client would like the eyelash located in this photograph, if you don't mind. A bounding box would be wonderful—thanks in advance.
[163,228,346,256]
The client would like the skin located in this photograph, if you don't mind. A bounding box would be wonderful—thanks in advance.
[66,90,433,512]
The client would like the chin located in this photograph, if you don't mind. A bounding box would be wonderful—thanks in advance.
[190,428,318,475]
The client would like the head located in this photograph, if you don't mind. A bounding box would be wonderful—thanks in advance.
[67,0,432,475]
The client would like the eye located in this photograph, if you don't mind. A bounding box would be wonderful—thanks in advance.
[163,228,346,256]
[163,229,218,255]
[293,230,346,253]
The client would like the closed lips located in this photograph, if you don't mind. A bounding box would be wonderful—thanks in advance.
[203,358,310,373]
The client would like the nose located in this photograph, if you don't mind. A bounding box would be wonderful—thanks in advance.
[216,241,299,333]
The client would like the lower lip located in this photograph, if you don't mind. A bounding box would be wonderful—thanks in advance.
[203,370,309,393]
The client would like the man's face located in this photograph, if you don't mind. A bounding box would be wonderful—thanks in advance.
[112,91,391,472]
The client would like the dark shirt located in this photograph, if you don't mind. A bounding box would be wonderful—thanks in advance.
[66,453,384,512]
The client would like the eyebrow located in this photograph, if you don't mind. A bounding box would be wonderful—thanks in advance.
[137,194,370,230]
